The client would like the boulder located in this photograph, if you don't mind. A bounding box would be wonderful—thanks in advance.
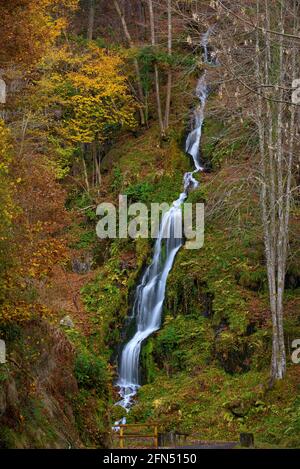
[60,315,74,329]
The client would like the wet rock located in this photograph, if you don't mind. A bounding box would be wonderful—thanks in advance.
[225,399,251,417]
[285,272,300,289]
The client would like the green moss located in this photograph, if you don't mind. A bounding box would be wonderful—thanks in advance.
[74,229,98,249]
[81,237,150,352]
[140,338,157,384]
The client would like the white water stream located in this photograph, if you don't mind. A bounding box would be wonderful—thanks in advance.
[115,72,209,411]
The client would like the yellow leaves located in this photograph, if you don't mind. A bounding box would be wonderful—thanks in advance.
[39,43,137,145]
[153,398,163,409]
[41,0,78,11]
[0,301,53,325]
[0,120,15,246]
[0,120,13,163]
[26,235,68,279]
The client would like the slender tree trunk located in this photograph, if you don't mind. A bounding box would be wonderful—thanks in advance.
[81,146,90,193]
[140,0,147,42]
[113,0,146,126]
[94,141,101,186]
[87,0,95,40]
[254,0,299,384]
[274,2,286,381]
[164,0,172,131]
[264,2,281,382]
[148,0,165,137]
[154,65,164,135]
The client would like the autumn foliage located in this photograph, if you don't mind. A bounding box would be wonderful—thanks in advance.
[0,0,78,65]
[38,44,137,145]
[0,0,138,325]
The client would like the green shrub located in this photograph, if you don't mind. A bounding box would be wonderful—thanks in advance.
[75,230,97,249]
[110,167,124,193]
[0,323,22,341]
[74,349,108,394]
[125,181,155,204]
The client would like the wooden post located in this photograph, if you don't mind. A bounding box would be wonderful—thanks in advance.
[240,432,254,448]
[120,427,124,449]
[154,425,158,449]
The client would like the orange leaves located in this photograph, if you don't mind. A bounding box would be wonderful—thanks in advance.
[3,149,71,307]
[13,153,70,233]
[13,218,69,281]
[0,0,79,66]
[28,235,69,279]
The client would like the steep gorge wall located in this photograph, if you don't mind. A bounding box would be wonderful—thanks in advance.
[0,320,109,448]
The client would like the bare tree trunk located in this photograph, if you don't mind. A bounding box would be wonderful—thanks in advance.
[113,0,146,126]
[139,0,147,42]
[164,0,172,131]
[253,0,299,384]
[274,2,286,381]
[210,0,299,385]
[81,146,90,193]
[92,141,101,186]
[87,0,95,40]
[148,0,165,137]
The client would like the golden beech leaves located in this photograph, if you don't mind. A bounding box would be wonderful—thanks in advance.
[39,44,137,144]
[0,301,53,325]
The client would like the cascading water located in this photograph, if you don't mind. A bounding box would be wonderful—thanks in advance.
[115,71,209,412]
[185,73,207,173]
[201,26,213,64]
[200,25,218,66]
[116,195,185,409]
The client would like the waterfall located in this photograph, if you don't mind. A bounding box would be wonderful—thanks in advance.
[115,72,209,411]
[116,195,185,409]
[201,25,219,66]
[201,27,212,64]
[185,73,208,173]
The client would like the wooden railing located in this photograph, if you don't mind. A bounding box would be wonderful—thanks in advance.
[113,423,159,449]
